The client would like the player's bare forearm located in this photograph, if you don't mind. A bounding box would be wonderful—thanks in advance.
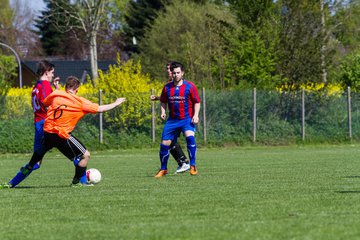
[98,98,126,112]
[160,102,167,120]
[192,103,200,124]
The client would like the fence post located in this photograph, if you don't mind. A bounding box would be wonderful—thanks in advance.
[202,87,207,144]
[99,89,103,144]
[301,88,305,141]
[151,89,156,143]
[347,86,352,140]
[253,88,257,142]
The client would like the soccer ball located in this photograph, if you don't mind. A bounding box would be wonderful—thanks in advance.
[86,168,102,184]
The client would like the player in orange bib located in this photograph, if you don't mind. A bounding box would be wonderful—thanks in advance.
[2,76,125,188]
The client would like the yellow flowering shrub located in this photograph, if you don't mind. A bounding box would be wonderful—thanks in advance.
[276,82,344,96]
[2,87,32,120]
[93,57,163,129]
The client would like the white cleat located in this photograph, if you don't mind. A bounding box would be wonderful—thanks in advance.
[175,163,190,173]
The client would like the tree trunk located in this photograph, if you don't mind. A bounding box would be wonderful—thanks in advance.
[89,32,98,82]
[320,0,327,83]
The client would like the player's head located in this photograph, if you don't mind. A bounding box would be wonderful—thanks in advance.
[170,61,184,72]
[170,62,184,81]
[166,61,174,81]
[65,76,80,93]
[37,60,55,80]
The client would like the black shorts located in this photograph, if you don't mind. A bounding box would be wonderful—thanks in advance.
[44,132,87,162]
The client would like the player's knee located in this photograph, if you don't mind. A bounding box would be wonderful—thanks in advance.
[78,151,90,167]
[186,135,196,145]
[161,140,172,146]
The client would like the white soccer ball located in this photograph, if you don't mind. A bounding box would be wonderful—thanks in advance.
[86,168,102,184]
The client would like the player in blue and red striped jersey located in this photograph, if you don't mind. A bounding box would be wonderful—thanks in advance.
[4,60,60,188]
[155,62,201,177]
[150,62,190,173]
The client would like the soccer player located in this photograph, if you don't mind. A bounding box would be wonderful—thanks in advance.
[155,61,201,178]
[150,62,190,173]
[5,60,60,188]
[1,76,125,188]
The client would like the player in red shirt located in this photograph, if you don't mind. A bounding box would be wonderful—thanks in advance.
[155,62,201,178]
[6,60,59,188]
[150,62,190,173]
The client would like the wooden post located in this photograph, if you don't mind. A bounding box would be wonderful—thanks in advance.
[301,88,305,141]
[347,86,352,140]
[151,89,156,143]
[253,88,256,142]
[202,87,207,144]
[99,89,103,144]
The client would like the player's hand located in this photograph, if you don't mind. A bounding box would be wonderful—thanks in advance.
[150,95,159,101]
[191,116,199,124]
[115,98,126,105]
[161,113,166,120]
[53,77,60,89]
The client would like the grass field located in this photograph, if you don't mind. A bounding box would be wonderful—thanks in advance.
[1,145,360,240]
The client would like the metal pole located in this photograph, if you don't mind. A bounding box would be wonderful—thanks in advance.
[253,88,257,142]
[99,89,103,144]
[0,42,22,88]
[151,89,155,143]
[347,86,352,140]
[302,88,305,141]
[202,87,207,144]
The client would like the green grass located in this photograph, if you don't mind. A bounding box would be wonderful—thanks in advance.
[2,145,360,240]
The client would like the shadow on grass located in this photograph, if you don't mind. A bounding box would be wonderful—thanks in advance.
[336,190,360,194]
[12,185,71,189]
[343,175,360,178]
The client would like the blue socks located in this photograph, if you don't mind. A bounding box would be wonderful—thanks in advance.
[9,163,34,188]
[186,136,197,166]
[159,144,170,170]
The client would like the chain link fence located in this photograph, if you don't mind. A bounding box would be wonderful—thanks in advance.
[0,88,359,153]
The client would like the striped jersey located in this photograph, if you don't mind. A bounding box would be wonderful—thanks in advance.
[160,80,200,119]
[31,80,53,123]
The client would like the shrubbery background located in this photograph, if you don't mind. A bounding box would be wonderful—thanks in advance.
[2,59,360,153]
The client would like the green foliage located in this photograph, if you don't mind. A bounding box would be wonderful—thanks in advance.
[0,0,16,45]
[0,118,33,153]
[139,0,239,89]
[95,58,162,130]
[0,55,17,95]
[337,50,360,91]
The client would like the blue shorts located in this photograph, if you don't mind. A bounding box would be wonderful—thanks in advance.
[33,120,48,155]
[161,118,196,141]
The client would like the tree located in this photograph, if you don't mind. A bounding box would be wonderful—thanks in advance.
[0,0,16,48]
[39,0,107,81]
[123,0,171,53]
[275,0,331,89]
[35,0,87,58]
[138,1,239,88]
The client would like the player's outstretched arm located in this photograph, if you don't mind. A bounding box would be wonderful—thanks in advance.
[98,98,126,112]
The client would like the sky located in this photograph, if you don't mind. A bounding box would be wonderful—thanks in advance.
[10,0,46,14]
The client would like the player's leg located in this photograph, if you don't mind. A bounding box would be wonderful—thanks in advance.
[56,134,91,186]
[31,120,46,170]
[155,120,177,178]
[170,140,189,166]
[171,141,190,173]
[183,119,198,175]
[8,123,49,188]
[8,151,46,188]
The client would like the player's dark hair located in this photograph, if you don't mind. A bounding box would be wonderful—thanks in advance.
[170,62,184,71]
[36,60,55,76]
[65,76,80,91]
